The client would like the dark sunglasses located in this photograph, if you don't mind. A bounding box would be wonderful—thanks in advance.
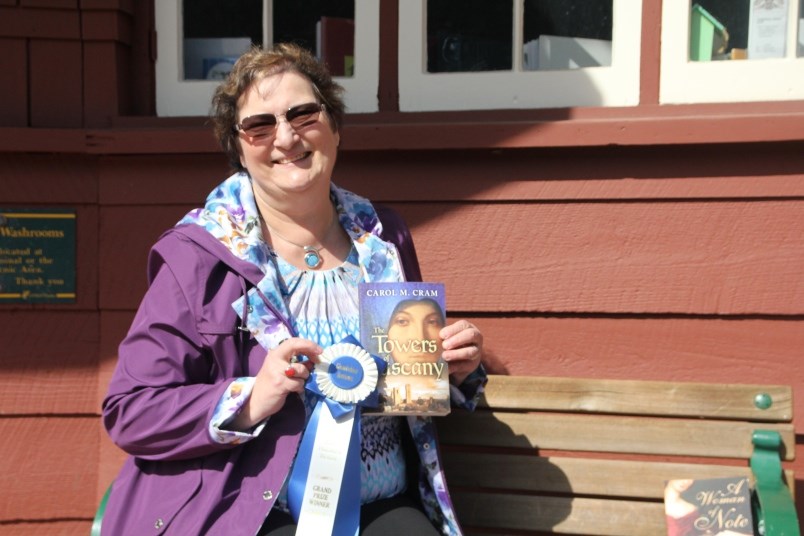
[234,102,325,140]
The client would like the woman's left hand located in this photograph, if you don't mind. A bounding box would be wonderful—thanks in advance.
[440,320,483,386]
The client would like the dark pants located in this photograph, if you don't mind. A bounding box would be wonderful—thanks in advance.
[258,495,441,535]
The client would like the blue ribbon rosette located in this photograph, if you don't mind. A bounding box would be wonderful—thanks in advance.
[287,335,386,536]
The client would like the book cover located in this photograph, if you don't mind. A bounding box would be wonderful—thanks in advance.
[358,282,450,415]
[316,16,355,77]
[664,476,754,536]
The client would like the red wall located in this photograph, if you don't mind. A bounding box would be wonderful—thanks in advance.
[3,141,803,533]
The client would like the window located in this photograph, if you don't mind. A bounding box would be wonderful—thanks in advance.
[155,0,379,116]
[660,0,804,103]
[398,0,641,112]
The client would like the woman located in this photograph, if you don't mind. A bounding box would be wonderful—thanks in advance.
[385,297,450,414]
[664,479,699,535]
[386,298,446,366]
[101,43,485,536]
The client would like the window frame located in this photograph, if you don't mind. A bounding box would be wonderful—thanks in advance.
[397,0,642,112]
[154,0,380,117]
[660,1,804,104]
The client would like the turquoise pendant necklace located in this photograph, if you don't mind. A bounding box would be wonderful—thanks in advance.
[301,246,324,270]
[264,212,336,270]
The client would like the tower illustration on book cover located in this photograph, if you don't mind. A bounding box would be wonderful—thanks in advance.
[358,281,450,415]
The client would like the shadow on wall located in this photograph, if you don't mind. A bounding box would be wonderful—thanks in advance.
[439,406,574,533]
[476,347,509,375]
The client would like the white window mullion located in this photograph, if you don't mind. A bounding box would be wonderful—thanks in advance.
[512,0,524,72]
[263,0,272,50]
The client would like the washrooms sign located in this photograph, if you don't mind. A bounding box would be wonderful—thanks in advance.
[0,209,76,303]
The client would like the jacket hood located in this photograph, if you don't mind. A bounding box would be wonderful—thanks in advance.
[164,223,267,287]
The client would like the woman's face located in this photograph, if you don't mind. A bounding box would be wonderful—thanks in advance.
[236,70,340,202]
[669,479,694,493]
[386,302,445,364]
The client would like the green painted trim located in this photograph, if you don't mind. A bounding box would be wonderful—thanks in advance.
[90,484,112,536]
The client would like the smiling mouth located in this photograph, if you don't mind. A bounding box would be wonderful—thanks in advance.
[274,152,311,165]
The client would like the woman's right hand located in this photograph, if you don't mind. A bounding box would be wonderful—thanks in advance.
[231,338,322,430]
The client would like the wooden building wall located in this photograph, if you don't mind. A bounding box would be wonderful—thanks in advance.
[1,1,802,534]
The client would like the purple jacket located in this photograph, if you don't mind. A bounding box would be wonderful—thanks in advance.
[101,207,469,535]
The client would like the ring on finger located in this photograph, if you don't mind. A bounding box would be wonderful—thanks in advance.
[284,365,297,378]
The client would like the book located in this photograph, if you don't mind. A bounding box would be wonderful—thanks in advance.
[358,282,450,415]
[664,476,754,536]
[316,16,355,77]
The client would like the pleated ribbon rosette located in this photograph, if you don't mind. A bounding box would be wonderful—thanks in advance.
[288,335,386,536]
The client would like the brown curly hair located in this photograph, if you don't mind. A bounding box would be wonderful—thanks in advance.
[211,42,346,171]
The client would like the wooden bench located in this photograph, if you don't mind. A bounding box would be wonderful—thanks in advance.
[438,375,799,536]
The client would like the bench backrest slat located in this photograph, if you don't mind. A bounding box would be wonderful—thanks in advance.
[442,452,756,497]
[440,410,796,460]
[453,491,667,536]
[479,375,793,422]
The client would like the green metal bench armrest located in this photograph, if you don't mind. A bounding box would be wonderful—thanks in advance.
[750,430,800,536]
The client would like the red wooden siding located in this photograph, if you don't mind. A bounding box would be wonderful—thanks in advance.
[0,38,28,126]
[2,145,802,533]
[0,0,138,129]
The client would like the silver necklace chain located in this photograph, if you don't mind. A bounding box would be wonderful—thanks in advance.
[263,210,337,270]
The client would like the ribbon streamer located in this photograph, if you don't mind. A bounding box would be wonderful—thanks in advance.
[288,336,386,536]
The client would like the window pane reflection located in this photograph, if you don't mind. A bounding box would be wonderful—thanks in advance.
[183,0,262,80]
[182,0,356,80]
[522,0,613,71]
[274,0,355,77]
[427,0,513,72]
[690,0,795,61]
